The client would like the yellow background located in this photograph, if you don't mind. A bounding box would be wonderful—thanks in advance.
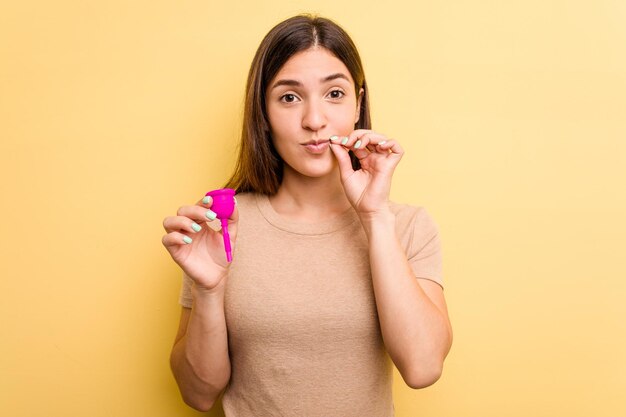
[1,0,625,416]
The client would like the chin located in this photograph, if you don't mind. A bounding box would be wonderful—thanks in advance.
[291,159,338,179]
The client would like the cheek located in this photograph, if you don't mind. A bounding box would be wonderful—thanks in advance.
[268,117,294,157]
[268,107,299,135]
[331,106,359,129]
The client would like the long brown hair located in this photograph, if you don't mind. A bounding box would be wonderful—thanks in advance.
[225,14,371,195]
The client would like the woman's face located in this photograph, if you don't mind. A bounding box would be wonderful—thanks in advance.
[265,47,362,179]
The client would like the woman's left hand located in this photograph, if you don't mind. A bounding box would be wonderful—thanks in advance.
[329,130,404,217]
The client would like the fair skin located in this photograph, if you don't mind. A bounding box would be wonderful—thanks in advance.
[162,46,452,411]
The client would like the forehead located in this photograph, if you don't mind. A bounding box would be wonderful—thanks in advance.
[273,47,354,83]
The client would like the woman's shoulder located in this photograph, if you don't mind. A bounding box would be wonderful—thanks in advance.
[232,191,264,213]
[233,191,257,205]
[388,201,439,235]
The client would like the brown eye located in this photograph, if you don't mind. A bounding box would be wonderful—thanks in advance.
[329,90,345,99]
[281,94,298,103]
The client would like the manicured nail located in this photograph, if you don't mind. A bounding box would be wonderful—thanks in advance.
[354,140,362,149]
[329,135,339,142]
[202,196,210,204]
[378,140,387,145]
[341,136,349,145]
[191,222,202,232]
[183,236,193,244]
[233,197,237,205]
[205,209,217,220]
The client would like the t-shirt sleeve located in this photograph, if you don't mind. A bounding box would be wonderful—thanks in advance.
[396,205,444,288]
[178,273,194,308]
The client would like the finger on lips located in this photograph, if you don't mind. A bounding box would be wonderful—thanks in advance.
[385,140,404,154]
[375,139,393,152]
[331,131,388,153]
[329,131,400,158]
[354,131,388,147]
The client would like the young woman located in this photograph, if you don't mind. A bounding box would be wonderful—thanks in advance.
[162,15,452,416]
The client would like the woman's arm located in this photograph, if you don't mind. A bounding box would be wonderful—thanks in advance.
[170,283,231,411]
[329,132,452,389]
[163,195,238,409]
[361,211,452,389]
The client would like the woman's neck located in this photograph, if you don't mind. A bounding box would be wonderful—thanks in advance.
[269,167,351,222]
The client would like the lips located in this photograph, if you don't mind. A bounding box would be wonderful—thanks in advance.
[302,139,330,154]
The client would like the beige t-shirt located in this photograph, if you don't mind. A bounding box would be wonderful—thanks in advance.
[180,192,443,416]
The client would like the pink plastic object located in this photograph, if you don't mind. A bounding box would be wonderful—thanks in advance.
[205,188,236,262]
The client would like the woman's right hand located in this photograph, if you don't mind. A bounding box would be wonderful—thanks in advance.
[162,195,239,292]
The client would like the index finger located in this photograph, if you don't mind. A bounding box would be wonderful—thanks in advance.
[198,194,213,207]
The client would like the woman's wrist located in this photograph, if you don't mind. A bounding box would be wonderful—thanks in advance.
[191,279,227,304]
[358,207,396,237]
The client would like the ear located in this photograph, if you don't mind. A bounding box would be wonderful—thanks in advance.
[354,87,364,124]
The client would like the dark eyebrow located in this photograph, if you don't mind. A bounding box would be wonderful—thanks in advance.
[322,73,350,83]
[270,73,351,90]
[271,79,302,89]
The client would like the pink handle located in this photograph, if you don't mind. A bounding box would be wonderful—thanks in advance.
[205,188,236,262]
[220,219,232,263]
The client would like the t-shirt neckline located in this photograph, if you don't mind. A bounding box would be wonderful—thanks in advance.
[255,193,359,235]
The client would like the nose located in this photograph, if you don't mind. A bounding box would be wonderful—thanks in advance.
[301,100,327,132]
